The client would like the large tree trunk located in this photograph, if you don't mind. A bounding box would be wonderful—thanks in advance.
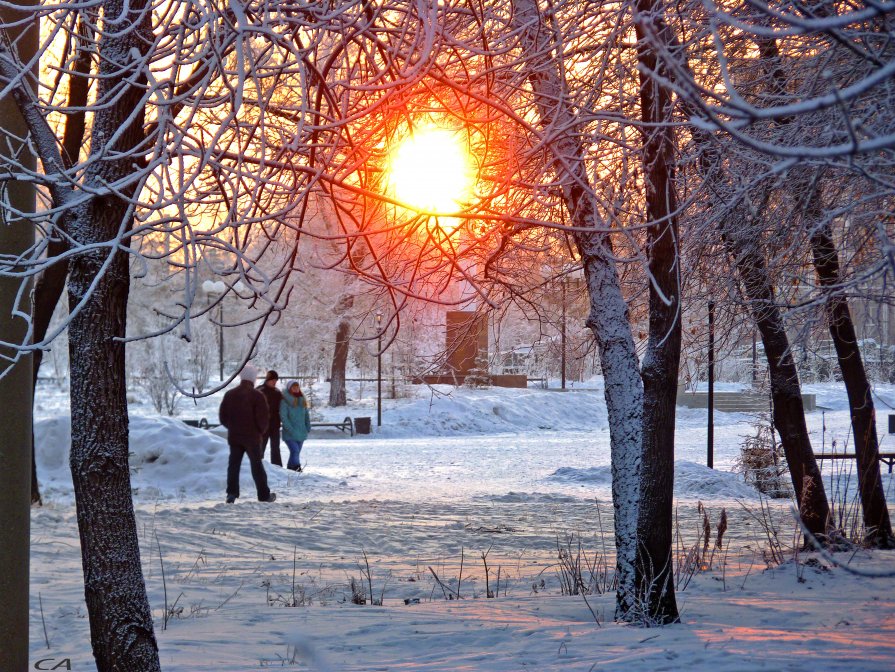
[65,1,161,668]
[808,214,893,546]
[68,224,160,671]
[632,0,682,624]
[721,218,830,536]
[0,2,37,666]
[328,294,355,406]
[511,0,643,619]
[576,234,645,622]
[329,318,351,406]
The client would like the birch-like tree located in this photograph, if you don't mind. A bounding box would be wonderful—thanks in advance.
[317,0,685,621]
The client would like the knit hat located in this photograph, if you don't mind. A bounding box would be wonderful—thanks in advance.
[239,365,259,382]
[286,380,302,395]
[265,370,279,381]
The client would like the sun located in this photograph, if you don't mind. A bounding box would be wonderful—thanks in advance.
[388,127,474,215]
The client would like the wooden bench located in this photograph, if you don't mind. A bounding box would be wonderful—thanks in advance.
[310,416,354,437]
[814,452,895,474]
[183,418,220,430]
[185,417,355,437]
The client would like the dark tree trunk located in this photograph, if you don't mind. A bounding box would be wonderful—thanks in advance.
[721,220,830,536]
[329,318,350,406]
[68,227,159,671]
[65,1,161,668]
[809,220,893,546]
[328,294,354,407]
[30,12,94,505]
[669,22,831,539]
[0,2,37,666]
[633,0,682,624]
[30,435,41,505]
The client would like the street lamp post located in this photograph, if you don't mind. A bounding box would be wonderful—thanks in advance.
[707,300,715,470]
[376,312,383,427]
[751,330,758,386]
[216,303,224,382]
[561,277,567,390]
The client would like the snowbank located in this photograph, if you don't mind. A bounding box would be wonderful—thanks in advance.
[546,460,759,500]
[29,493,895,671]
[371,385,609,437]
[34,415,347,504]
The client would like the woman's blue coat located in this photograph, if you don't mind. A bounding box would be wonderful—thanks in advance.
[280,392,311,441]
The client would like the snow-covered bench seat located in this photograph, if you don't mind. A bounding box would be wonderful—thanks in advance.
[814,452,895,474]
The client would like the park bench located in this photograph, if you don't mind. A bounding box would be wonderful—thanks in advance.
[184,416,356,436]
[183,417,220,430]
[310,416,355,437]
[814,452,895,474]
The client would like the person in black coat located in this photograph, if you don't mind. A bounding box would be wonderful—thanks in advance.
[258,369,284,467]
[219,364,276,503]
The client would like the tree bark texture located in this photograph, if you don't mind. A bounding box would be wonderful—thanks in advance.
[632,0,681,624]
[511,0,644,620]
[808,217,893,546]
[68,232,160,672]
[721,219,830,536]
[65,1,161,669]
[0,2,37,667]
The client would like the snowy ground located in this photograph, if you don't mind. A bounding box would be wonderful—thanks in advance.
[29,380,895,670]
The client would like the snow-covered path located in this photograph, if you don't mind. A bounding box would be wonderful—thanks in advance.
[30,496,895,671]
[28,382,895,670]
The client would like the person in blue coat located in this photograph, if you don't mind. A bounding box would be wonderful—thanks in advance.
[280,381,311,471]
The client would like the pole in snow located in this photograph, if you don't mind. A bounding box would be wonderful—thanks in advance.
[561,278,567,390]
[751,330,757,386]
[376,312,382,427]
[707,300,715,469]
[218,301,224,382]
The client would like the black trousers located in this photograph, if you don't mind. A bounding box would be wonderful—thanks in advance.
[226,440,270,501]
[262,425,282,466]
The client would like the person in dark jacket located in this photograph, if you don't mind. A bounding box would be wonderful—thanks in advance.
[219,364,276,503]
[258,369,284,467]
[280,380,311,471]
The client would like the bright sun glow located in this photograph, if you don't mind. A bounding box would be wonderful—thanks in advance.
[388,128,473,215]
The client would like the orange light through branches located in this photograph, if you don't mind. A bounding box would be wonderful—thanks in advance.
[388,127,474,216]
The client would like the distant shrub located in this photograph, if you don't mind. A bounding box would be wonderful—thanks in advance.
[736,414,792,498]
